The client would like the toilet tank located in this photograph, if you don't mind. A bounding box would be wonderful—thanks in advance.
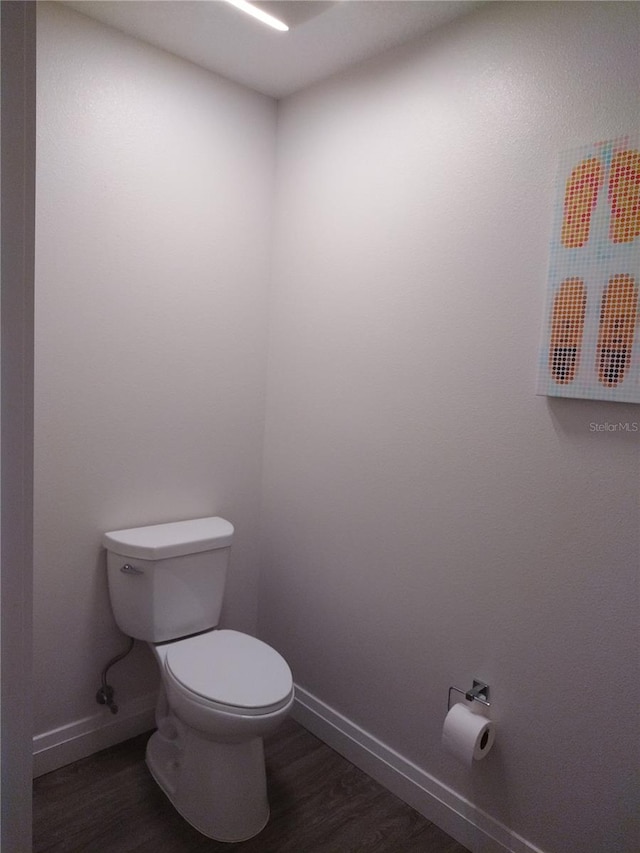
[103,516,234,643]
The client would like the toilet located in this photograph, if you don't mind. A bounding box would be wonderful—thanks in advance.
[102,516,294,843]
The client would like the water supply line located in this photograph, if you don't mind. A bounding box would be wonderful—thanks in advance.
[96,636,135,714]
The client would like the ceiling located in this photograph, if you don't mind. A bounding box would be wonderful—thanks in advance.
[61,1,482,99]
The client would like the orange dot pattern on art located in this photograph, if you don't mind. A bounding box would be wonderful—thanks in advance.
[608,150,640,244]
[549,278,587,384]
[561,158,603,248]
[596,274,639,387]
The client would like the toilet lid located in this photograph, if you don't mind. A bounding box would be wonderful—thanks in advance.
[164,630,293,711]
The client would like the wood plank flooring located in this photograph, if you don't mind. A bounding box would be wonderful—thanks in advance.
[33,718,470,853]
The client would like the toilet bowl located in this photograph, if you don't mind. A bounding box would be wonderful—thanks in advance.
[158,629,294,740]
[103,516,294,842]
[147,629,293,841]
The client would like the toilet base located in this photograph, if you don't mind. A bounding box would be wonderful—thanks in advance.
[146,725,270,842]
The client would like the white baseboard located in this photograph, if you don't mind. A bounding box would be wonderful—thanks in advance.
[33,692,157,777]
[292,685,546,853]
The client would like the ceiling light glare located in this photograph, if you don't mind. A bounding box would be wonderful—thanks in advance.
[223,0,289,32]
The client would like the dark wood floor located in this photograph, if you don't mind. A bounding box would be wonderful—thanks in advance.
[33,718,470,853]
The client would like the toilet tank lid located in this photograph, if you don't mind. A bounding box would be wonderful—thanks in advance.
[102,516,234,560]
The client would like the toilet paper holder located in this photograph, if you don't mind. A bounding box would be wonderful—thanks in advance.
[448,680,490,711]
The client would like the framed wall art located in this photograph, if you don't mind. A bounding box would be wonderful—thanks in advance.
[537,135,640,402]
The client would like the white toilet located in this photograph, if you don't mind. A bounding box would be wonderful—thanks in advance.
[103,516,294,843]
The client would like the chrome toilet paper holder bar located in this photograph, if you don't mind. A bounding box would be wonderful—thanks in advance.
[448,680,490,711]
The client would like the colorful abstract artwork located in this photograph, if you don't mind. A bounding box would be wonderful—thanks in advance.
[537,136,640,402]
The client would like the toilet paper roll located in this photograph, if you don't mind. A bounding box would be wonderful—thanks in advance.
[442,703,495,766]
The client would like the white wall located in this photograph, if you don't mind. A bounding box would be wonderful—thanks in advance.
[261,4,640,853]
[34,3,276,747]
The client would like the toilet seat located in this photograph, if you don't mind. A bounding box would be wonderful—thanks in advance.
[163,629,293,717]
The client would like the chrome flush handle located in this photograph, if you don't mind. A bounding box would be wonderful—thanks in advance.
[120,563,144,575]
